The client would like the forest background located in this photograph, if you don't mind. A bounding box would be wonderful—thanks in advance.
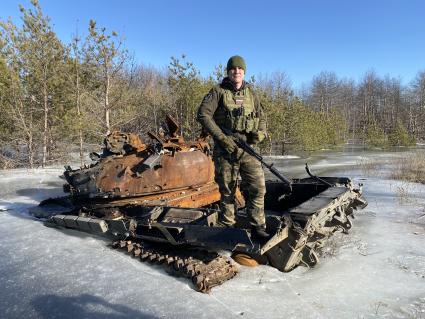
[1,0,424,169]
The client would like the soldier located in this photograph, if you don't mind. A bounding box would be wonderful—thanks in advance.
[197,55,269,238]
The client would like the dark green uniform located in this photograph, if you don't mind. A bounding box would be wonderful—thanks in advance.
[197,77,267,229]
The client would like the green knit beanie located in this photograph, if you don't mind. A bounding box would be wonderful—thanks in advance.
[227,55,246,72]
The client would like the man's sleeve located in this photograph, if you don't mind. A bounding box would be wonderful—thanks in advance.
[197,87,226,140]
[255,95,267,133]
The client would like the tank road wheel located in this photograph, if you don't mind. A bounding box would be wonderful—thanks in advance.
[300,246,319,268]
[231,253,259,267]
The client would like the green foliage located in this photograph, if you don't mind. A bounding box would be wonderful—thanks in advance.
[292,104,327,151]
[0,57,13,137]
[388,120,416,146]
[2,0,425,168]
[322,110,347,146]
[168,55,209,139]
[83,19,130,136]
[364,122,388,147]
[262,93,348,152]
[0,0,72,166]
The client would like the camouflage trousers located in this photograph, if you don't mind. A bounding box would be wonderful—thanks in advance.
[213,151,266,228]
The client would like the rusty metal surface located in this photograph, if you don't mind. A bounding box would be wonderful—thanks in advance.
[61,115,248,211]
[95,151,215,196]
[64,115,224,210]
[85,182,220,209]
[65,122,245,209]
[105,131,147,154]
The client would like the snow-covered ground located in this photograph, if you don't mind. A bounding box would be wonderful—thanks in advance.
[0,152,425,319]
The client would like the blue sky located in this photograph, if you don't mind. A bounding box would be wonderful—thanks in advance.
[1,0,424,88]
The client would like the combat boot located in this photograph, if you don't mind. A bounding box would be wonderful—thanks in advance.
[252,225,270,239]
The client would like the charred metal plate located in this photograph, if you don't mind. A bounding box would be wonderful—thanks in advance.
[290,187,349,216]
[108,219,129,234]
[51,215,66,227]
[76,217,92,231]
[161,208,204,223]
[86,218,108,233]
[50,215,108,233]
[63,215,79,228]
[183,225,256,252]
[142,153,161,169]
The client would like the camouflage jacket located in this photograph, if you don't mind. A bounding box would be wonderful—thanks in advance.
[197,77,266,142]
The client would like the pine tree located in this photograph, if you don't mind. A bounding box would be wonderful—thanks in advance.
[19,0,67,166]
[83,20,129,136]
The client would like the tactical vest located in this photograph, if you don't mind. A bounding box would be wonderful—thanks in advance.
[214,86,260,133]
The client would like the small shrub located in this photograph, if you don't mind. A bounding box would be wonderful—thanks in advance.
[388,120,416,147]
[364,123,388,148]
[390,151,425,184]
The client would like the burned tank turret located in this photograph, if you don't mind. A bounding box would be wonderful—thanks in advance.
[58,115,243,211]
[35,116,367,293]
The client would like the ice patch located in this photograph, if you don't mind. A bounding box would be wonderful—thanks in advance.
[0,154,425,318]
[264,155,300,159]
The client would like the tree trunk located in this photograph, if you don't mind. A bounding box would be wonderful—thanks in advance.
[105,71,110,135]
[76,58,83,167]
[42,79,48,168]
[28,132,34,169]
[28,111,34,169]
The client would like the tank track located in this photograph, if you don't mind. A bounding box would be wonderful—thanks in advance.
[111,239,238,293]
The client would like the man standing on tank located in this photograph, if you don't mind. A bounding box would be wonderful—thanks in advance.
[197,55,269,238]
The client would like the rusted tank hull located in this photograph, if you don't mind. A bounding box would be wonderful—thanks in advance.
[46,176,366,274]
[60,119,232,209]
[82,181,222,209]
[66,150,215,198]
[63,152,245,210]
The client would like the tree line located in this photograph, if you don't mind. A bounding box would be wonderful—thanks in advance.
[0,0,424,169]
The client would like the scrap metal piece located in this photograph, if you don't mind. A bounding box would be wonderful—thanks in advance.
[165,115,180,137]
[142,153,161,169]
[49,215,108,233]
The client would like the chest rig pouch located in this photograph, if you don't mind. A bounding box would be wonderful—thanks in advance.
[221,87,259,133]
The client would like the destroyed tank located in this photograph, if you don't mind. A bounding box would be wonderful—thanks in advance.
[35,116,367,293]
[59,115,243,210]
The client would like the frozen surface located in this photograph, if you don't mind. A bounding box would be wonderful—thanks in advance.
[264,155,300,160]
[0,152,425,319]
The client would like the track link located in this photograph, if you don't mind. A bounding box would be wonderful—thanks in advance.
[111,239,238,293]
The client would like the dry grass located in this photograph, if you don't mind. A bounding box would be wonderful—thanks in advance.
[395,183,412,205]
[357,158,382,177]
[390,150,425,184]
